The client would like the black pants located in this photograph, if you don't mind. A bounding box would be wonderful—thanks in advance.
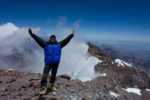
[40,63,59,88]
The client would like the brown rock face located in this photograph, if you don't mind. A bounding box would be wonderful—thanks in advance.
[87,42,117,60]
[87,43,150,89]
[87,42,150,100]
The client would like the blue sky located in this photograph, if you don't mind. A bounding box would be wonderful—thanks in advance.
[0,0,150,43]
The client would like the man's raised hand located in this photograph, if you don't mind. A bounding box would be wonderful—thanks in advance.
[72,30,76,35]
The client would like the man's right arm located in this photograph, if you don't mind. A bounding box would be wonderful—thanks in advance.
[28,28,47,49]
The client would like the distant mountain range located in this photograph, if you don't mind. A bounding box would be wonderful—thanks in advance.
[91,41,150,73]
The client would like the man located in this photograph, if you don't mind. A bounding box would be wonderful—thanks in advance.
[28,29,75,95]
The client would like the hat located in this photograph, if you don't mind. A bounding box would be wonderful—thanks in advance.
[50,35,56,39]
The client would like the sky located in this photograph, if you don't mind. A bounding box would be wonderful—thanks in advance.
[0,0,150,43]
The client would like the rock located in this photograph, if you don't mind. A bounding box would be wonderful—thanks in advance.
[52,91,57,96]
[29,76,40,81]
[0,81,3,83]
[51,96,63,100]
[59,74,71,80]
[82,95,89,100]
[10,79,16,83]
[0,91,5,96]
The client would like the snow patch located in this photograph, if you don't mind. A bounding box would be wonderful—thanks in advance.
[145,89,150,92]
[115,59,125,66]
[9,69,13,71]
[115,59,132,67]
[112,62,114,64]
[122,88,141,95]
[100,73,106,76]
[109,91,119,98]
[123,61,132,67]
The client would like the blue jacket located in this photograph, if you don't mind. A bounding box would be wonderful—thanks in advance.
[29,32,74,64]
[44,43,61,64]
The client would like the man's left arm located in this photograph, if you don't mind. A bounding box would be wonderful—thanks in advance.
[59,30,75,48]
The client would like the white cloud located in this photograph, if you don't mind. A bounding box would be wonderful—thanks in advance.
[0,23,44,73]
[59,42,101,81]
[0,23,19,40]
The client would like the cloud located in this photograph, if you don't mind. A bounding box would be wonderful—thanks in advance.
[0,23,44,73]
[0,21,100,81]
[46,16,67,27]
[72,19,82,29]
[0,23,19,40]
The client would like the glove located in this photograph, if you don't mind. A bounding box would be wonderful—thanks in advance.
[28,28,32,34]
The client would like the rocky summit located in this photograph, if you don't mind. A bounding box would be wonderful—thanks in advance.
[0,43,150,100]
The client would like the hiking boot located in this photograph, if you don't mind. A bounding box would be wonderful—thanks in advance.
[39,87,47,95]
[48,84,58,91]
